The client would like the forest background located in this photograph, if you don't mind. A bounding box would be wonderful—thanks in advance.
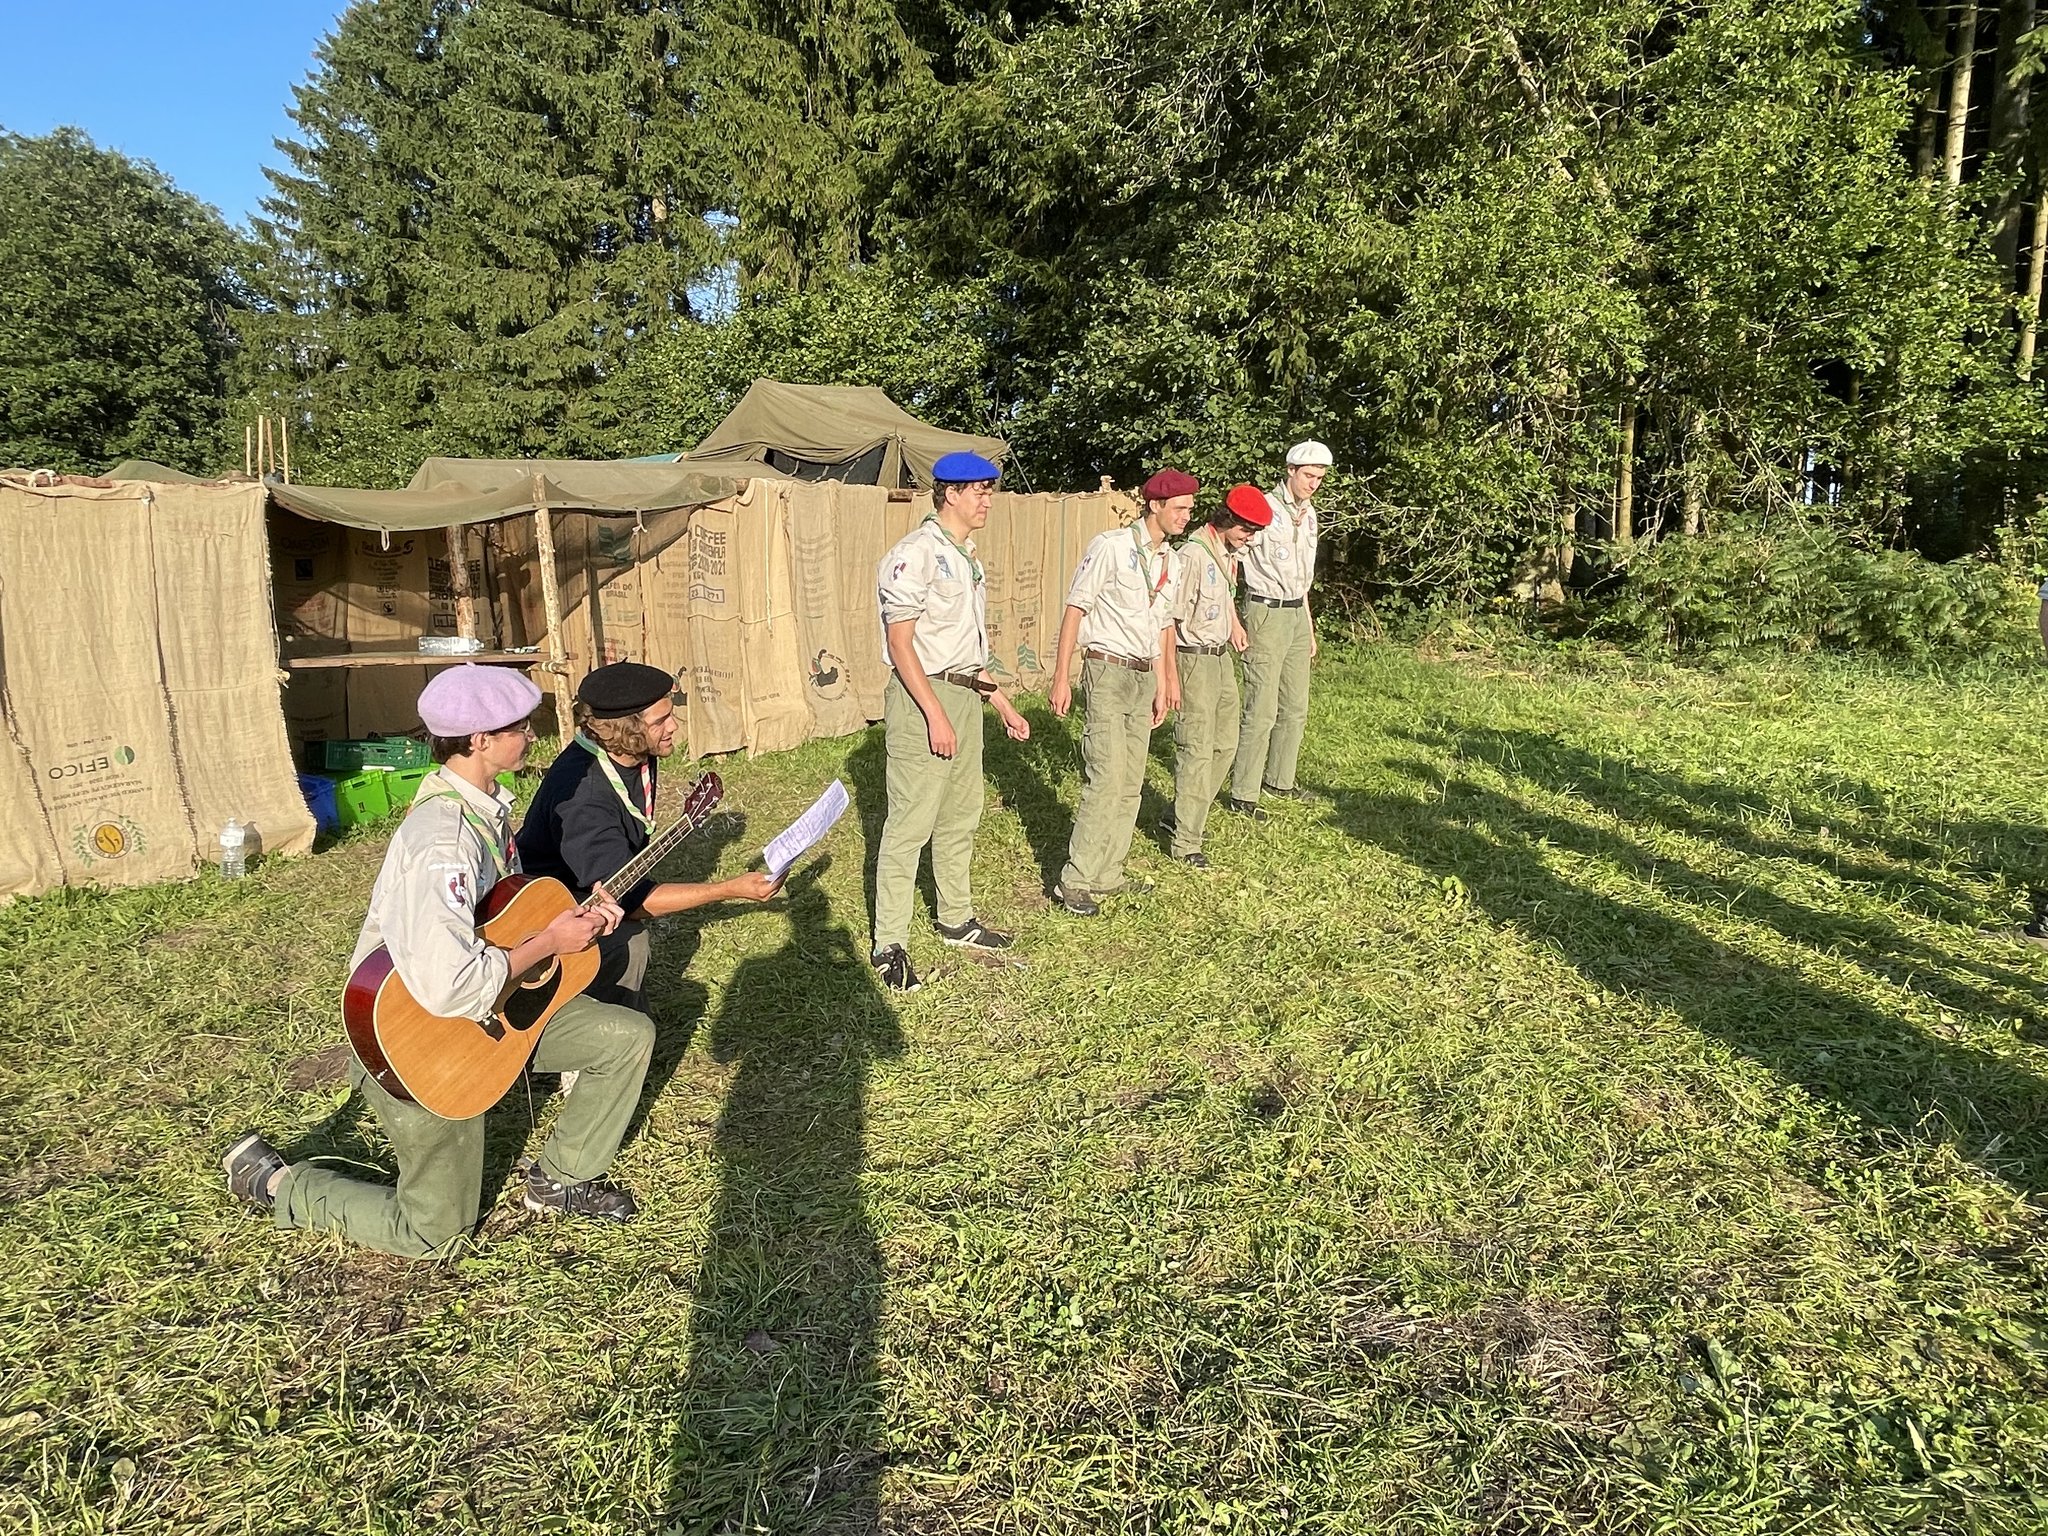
[3,0,2047,649]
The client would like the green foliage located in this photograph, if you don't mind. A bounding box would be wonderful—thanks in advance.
[1594,520,2038,658]
[0,129,249,474]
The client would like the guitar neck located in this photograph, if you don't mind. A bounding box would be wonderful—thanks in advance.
[592,808,708,902]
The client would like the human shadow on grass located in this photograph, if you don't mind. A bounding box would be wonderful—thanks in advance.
[1325,767,2048,1200]
[660,859,904,1533]
[1369,727,2048,1022]
[981,696,1077,890]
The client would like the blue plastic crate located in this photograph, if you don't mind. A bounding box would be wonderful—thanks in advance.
[298,773,340,835]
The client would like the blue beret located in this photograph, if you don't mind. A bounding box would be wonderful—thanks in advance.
[932,451,1002,484]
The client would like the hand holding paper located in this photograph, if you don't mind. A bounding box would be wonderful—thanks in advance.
[763,779,850,880]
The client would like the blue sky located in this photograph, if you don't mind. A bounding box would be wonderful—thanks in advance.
[0,1,347,228]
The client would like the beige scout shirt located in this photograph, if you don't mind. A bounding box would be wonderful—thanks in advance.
[1240,482,1318,602]
[1174,530,1239,649]
[349,766,520,1021]
[877,517,989,676]
[1066,522,1180,662]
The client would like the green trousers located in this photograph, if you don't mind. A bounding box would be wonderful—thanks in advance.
[1231,601,1312,801]
[275,991,655,1259]
[1060,658,1155,896]
[872,673,984,951]
[1170,650,1239,856]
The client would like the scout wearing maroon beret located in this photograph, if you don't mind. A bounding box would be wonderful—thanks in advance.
[222,665,651,1256]
[1047,468,1195,914]
[518,661,781,1014]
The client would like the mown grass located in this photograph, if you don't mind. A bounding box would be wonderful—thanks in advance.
[3,641,2048,1534]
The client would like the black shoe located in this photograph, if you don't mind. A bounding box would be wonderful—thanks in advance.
[870,944,923,992]
[523,1166,640,1223]
[222,1131,288,1211]
[1227,797,1270,823]
[1158,813,1178,838]
[935,916,1013,951]
[1263,783,1311,802]
[2023,920,2048,951]
[1178,851,1211,868]
[1053,883,1100,917]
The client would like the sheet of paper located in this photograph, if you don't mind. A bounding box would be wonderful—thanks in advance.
[763,779,850,879]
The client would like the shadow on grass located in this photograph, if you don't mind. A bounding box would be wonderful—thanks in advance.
[1322,742,2048,1199]
[662,859,904,1531]
[982,698,1077,890]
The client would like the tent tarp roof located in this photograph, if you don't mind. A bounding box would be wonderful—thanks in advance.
[268,456,758,532]
[689,379,1008,488]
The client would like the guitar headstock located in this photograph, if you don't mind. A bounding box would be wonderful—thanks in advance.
[684,772,723,825]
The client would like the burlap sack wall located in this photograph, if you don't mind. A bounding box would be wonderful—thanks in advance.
[680,499,746,754]
[731,480,815,756]
[0,478,314,901]
[782,481,872,739]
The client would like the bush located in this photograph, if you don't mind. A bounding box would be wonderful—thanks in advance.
[1591,520,2035,660]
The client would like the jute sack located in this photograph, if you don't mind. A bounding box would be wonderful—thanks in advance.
[782,481,868,740]
[732,482,817,756]
[682,498,746,756]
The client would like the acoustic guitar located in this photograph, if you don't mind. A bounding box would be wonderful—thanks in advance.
[344,772,724,1120]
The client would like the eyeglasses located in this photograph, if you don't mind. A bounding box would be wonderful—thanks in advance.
[491,721,537,739]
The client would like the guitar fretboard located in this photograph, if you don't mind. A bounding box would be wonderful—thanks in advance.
[587,786,717,903]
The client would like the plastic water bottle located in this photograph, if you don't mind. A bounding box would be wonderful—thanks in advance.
[219,818,247,880]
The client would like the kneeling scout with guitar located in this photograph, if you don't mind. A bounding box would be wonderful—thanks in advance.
[222,665,661,1259]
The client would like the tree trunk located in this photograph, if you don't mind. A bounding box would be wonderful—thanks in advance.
[1616,399,1637,547]
[1947,0,1982,187]
[1682,410,1707,536]
[1916,71,1946,181]
[2023,194,2048,375]
[1990,0,2038,269]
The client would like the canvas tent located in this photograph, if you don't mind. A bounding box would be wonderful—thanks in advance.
[688,379,1010,488]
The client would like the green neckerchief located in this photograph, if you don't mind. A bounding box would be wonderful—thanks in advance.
[415,768,512,879]
[923,513,985,585]
[1131,523,1170,602]
[1185,526,1234,591]
[575,732,656,835]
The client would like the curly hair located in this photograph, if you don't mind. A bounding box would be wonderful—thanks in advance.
[573,703,655,759]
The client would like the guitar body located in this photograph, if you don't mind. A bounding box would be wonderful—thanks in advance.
[344,875,603,1120]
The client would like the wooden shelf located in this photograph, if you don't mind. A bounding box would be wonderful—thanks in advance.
[283,650,567,670]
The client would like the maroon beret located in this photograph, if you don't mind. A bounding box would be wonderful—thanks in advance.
[1141,468,1200,501]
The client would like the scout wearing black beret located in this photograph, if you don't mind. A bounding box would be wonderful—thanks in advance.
[577,660,674,719]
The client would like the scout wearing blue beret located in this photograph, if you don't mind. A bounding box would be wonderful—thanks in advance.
[868,449,1031,991]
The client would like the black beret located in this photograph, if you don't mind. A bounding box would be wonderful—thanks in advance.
[577,661,676,718]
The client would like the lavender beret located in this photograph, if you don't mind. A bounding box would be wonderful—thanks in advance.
[417,665,543,737]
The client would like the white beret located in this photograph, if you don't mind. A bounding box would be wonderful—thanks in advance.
[417,664,543,736]
[1286,440,1334,468]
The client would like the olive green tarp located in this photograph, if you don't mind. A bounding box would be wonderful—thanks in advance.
[689,379,1010,488]
[269,456,758,533]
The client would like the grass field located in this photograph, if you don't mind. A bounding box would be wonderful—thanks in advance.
[5,641,2048,1534]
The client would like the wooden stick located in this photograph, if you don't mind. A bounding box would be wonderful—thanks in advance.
[260,415,272,478]
[280,414,291,484]
[245,423,253,477]
[445,524,478,640]
[531,478,575,731]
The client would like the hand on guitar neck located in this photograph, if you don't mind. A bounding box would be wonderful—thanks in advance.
[502,890,625,976]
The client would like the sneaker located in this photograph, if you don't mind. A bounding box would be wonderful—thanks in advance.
[1178,851,1211,868]
[935,916,1013,951]
[1053,883,1100,917]
[1158,812,1178,839]
[870,944,923,992]
[1263,784,1312,802]
[2023,921,2048,951]
[522,1166,640,1223]
[222,1131,288,1211]
[1227,798,1270,823]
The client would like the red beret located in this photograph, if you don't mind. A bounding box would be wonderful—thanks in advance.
[1141,468,1200,501]
[1224,483,1274,528]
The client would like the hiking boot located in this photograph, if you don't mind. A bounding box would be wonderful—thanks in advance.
[870,944,923,992]
[1053,883,1100,917]
[1178,851,1211,869]
[1227,798,1269,823]
[1263,783,1311,803]
[522,1166,639,1223]
[222,1131,288,1212]
[935,916,1013,951]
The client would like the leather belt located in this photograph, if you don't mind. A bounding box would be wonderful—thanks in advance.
[1081,647,1153,674]
[1176,643,1229,656]
[1245,594,1305,609]
[932,669,996,696]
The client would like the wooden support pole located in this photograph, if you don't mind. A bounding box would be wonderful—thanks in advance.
[444,524,478,640]
[245,423,253,477]
[258,416,270,477]
[530,480,575,731]
[280,414,291,484]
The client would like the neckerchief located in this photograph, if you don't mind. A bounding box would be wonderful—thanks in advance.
[1187,526,1235,590]
[1132,524,1170,603]
[415,768,512,878]
[575,732,656,836]
[925,514,984,585]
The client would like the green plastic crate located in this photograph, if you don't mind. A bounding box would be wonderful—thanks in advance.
[332,771,392,827]
[323,736,431,772]
[382,766,432,811]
